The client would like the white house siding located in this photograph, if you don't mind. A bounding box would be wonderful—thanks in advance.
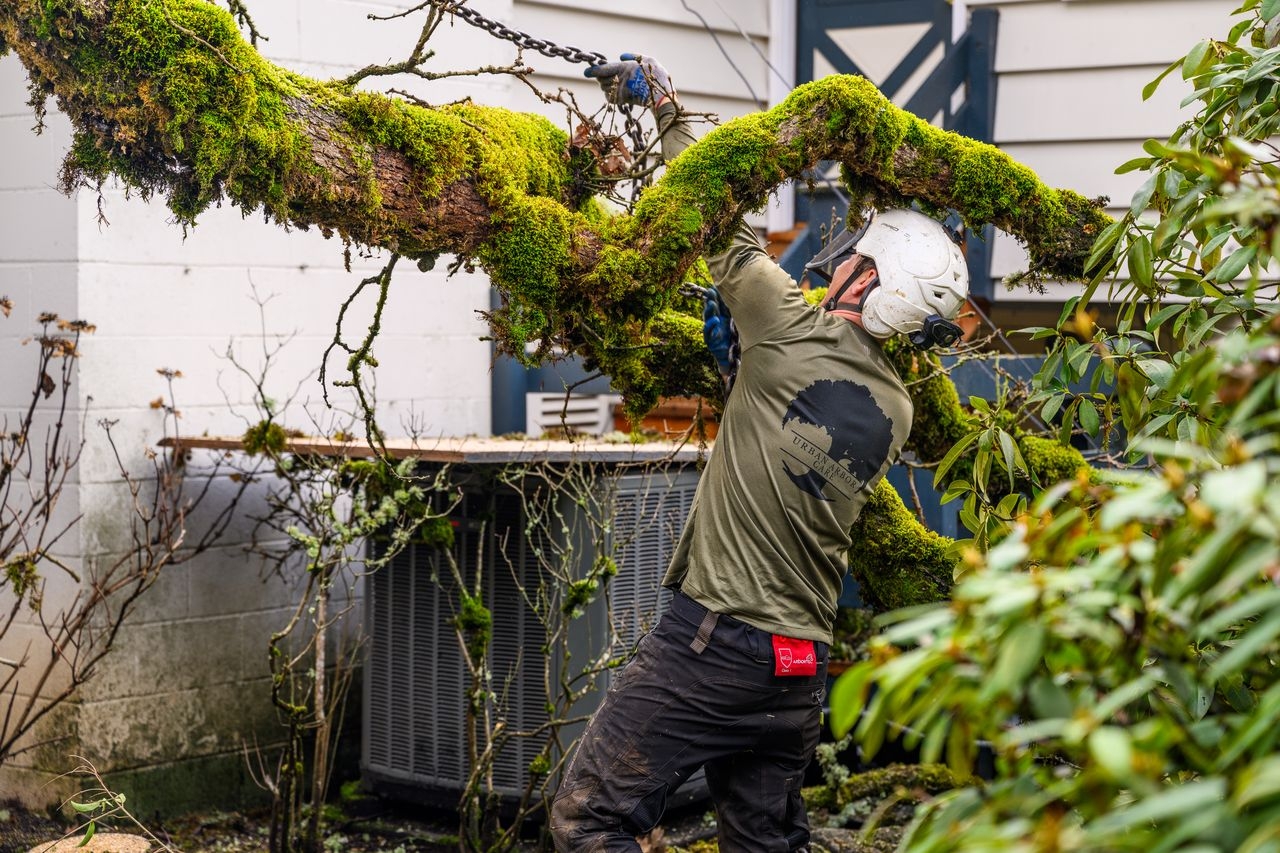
[0,0,775,812]
[964,0,1239,315]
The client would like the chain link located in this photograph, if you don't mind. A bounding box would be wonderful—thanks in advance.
[432,0,650,179]
[439,1,606,66]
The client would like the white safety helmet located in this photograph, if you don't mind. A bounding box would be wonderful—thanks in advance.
[806,208,970,347]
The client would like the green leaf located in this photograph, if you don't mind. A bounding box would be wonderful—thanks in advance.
[1130,173,1159,217]
[1086,219,1127,272]
[933,431,981,488]
[1182,40,1213,79]
[1089,727,1135,782]
[1028,677,1073,719]
[1264,0,1280,23]
[946,718,974,776]
[1145,303,1184,333]
[1138,357,1175,390]
[1091,779,1227,834]
[1234,756,1280,808]
[1144,59,1182,100]
[1211,609,1280,679]
[985,622,1046,698]
[1114,156,1155,175]
[69,801,102,815]
[1208,244,1257,282]
[1093,675,1158,723]
[78,821,96,849]
[1197,587,1280,639]
[1128,234,1155,291]
[1040,393,1064,424]
[998,430,1019,490]
[828,665,873,737]
[1218,684,1280,768]
[1078,399,1100,437]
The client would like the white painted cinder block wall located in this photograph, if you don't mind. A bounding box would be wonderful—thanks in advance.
[0,0,776,811]
[0,0,504,810]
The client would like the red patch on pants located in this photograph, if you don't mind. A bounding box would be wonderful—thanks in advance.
[771,635,817,676]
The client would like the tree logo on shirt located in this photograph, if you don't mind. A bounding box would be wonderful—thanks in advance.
[780,379,895,502]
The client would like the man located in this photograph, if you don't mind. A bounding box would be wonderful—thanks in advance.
[551,56,969,852]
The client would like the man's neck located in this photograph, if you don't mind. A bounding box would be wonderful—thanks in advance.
[826,308,865,330]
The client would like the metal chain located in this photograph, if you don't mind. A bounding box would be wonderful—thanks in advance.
[438,0,607,65]
[433,0,650,183]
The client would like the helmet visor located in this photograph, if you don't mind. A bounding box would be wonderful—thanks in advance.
[804,220,871,284]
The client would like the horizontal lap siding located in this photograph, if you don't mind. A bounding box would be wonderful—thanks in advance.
[967,0,1240,298]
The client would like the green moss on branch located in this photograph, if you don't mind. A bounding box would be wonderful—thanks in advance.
[849,481,956,610]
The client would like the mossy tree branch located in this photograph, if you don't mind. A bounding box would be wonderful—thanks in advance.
[1,0,1111,411]
[1,0,1104,612]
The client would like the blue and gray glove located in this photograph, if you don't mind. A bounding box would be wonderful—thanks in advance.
[702,288,734,376]
[584,53,674,109]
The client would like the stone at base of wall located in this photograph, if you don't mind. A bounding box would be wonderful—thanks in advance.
[0,749,274,819]
[101,751,273,819]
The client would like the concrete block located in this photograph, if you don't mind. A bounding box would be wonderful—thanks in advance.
[0,263,80,340]
[76,189,343,268]
[0,761,70,810]
[358,331,491,405]
[89,745,277,816]
[0,699,80,805]
[74,409,168,486]
[75,472,263,564]
[76,678,283,772]
[297,0,515,76]
[0,189,78,262]
[241,0,303,65]
[0,112,74,191]
[186,543,311,620]
[75,334,235,411]
[0,621,76,700]
[78,608,292,700]
[77,262,257,341]
[0,54,41,118]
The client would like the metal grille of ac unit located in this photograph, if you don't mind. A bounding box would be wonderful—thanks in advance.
[364,464,700,802]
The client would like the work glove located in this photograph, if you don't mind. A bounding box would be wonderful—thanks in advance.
[584,53,674,109]
[701,287,735,376]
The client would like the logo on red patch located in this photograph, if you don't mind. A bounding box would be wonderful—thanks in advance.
[772,635,817,676]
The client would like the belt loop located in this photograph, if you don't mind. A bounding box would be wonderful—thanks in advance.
[690,609,719,655]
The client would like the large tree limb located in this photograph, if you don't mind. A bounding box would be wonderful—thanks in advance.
[2,0,1105,611]
[1,0,1111,410]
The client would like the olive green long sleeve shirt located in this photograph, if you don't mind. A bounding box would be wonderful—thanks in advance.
[655,103,913,642]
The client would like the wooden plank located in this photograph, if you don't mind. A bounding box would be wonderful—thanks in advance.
[162,435,705,464]
[998,139,1152,201]
[517,0,769,36]
[994,65,1196,142]
[988,0,1237,74]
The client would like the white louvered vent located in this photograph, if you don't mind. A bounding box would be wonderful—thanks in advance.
[525,393,621,437]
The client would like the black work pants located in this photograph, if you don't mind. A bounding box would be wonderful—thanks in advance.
[550,590,828,852]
